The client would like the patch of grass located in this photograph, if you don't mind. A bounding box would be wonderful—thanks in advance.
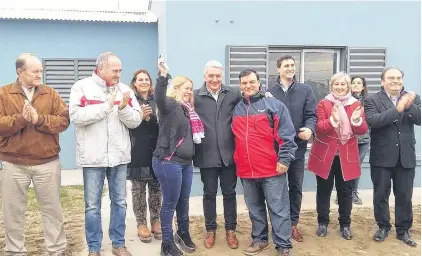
[0,185,86,255]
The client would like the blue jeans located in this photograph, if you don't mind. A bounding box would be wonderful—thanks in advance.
[152,157,193,243]
[352,143,370,191]
[83,165,128,252]
[241,174,292,250]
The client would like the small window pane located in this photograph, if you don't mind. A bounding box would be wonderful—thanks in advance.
[304,52,337,103]
[267,52,301,87]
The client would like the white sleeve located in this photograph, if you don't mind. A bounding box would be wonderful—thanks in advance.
[117,89,142,129]
[69,81,112,126]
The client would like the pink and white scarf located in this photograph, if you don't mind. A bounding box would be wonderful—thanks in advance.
[183,102,205,144]
[325,92,357,145]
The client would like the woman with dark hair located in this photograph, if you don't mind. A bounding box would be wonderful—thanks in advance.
[350,76,370,205]
[127,69,162,243]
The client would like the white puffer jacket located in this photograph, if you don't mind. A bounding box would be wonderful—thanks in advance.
[69,73,142,167]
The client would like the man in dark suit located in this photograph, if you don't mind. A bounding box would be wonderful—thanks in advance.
[364,67,420,247]
[193,60,241,250]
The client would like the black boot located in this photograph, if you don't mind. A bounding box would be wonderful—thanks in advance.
[161,241,184,256]
[174,230,196,253]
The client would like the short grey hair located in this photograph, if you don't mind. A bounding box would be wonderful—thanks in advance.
[329,72,351,92]
[16,53,36,74]
[381,66,404,80]
[204,60,223,75]
[96,52,118,69]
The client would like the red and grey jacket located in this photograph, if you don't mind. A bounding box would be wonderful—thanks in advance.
[232,92,297,179]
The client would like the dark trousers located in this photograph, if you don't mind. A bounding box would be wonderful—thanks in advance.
[241,174,292,250]
[352,143,370,191]
[371,163,414,235]
[316,156,353,228]
[152,158,193,243]
[200,165,237,231]
[287,156,305,226]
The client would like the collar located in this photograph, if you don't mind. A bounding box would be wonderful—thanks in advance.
[198,82,226,96]
[241,90,265,104]
[10,79,47,95]
[207,86,221,95]
[92,71,120,88]
[135,91,154,101]
[277,76,295,91]
[381,86,405,100]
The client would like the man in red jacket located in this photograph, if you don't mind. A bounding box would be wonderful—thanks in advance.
[232,69,297,256]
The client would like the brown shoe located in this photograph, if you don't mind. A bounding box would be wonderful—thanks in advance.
[88,253,100,256]
[277,248,291,256]
[226,230,239,249]
[112,246,132,256]
[137,224,152,243]
[292,225,303,242]
[204,230,216,249]
[243,241,270,256]
[151,222,162,240]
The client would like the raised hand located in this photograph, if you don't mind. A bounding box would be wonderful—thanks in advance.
[23,103,32,122]
[331,105,339,123]
[351,105,363,122]
[406,92,416,109]
[141,104,153,121]
[157,57,168,77]
[119,91,130,110]
[107,89,118,108]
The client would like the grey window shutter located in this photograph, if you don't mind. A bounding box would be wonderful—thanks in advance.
[226,46,267,87]
[43,59,96,104]
[43,59,76,104]
[347,47,387,94]
[77,59,96,81]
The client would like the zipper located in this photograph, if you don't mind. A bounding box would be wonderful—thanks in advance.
[245,99,254,178]
[164,137,185,161]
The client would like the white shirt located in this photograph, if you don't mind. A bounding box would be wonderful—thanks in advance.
[279,80,293,92]
[386,92,399,106]
[21,86,35,102]
[207,87,221,101]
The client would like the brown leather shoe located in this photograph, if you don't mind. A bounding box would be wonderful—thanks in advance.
[112,246,132,256]
[243,241,270,256]
[292,225,303,242]
[204,230,216,249]
[137,224,152,243]
[226,230,239,249]
[151,222,162,240]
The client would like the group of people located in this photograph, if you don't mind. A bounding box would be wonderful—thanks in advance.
[0,51,419,256]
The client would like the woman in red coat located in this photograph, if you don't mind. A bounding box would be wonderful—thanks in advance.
[308,72,368,240]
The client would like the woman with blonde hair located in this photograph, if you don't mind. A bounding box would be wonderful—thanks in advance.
[308,72,368,240]
[152,58,204,256]
[127,69,162,243]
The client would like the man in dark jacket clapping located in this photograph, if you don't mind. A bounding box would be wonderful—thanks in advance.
[364,67,420,247]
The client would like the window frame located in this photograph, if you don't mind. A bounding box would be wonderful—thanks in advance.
[266,46,345,85]
[266,46,347,149]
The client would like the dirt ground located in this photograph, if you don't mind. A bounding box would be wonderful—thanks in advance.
[0,185,86,256]
[188,206,421,256]
[0,187,420,256]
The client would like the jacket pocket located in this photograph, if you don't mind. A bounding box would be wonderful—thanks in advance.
[310,138,330,162]
[347,142,359,162]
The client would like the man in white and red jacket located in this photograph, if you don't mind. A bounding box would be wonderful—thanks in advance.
[232,69,297,256]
